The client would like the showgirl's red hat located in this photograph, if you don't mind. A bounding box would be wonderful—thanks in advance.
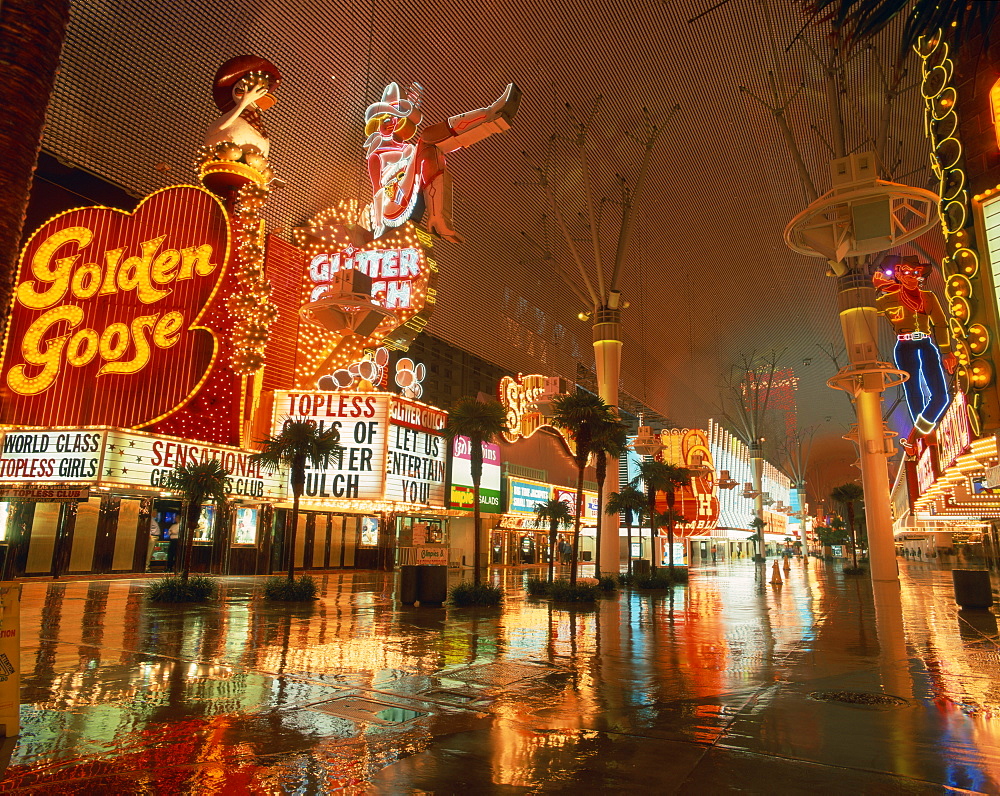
[212,55,282,111]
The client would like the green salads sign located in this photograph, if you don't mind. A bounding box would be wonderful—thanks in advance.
[449,436,501,514]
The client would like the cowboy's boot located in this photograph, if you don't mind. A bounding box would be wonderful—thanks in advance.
[436,83,522,153]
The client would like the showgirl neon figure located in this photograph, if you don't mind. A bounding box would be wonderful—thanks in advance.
[874,255,956,435]
[364,81,521,242]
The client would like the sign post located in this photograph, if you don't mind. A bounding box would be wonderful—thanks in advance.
[0,583,21,737]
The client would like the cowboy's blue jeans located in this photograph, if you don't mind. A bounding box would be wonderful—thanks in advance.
[893,338,948,424]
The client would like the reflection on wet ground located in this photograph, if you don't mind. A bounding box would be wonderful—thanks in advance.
[3,558,1000,793]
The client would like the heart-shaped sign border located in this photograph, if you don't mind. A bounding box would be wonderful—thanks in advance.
[0,185,231,429]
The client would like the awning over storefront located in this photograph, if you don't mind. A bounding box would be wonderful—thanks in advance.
[0,427,283,503]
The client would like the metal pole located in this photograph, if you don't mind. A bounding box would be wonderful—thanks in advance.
[797,484,808,551]
[828,273,905,584]
[752,449,764,559]
[594,307,622,574]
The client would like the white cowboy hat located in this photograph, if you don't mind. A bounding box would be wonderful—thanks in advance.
[365,82,415,122]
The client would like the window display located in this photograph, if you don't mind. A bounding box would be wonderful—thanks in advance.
[234,507,258,545]
[194,505,216,542]
[360,516,379,547]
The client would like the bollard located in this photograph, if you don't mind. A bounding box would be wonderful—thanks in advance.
[0,583,20,737]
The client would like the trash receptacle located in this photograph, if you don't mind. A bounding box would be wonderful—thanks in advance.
[399,565,419,605]
[417,565,448,605]
[953,569,993,609]
[632,560,651,577]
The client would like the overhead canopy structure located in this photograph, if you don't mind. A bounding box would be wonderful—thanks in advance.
[38,0,940,496]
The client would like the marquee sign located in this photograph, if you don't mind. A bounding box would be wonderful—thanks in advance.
[0,186,230,429]
[508,478,552,514]
[0,427,283,500]
[0,430,104,482]
[272,390,446,507]
[101,430,283,500]
[274,390,390,501]
[384,397,446,506]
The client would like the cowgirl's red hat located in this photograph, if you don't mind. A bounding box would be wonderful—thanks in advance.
[212,55,281,111]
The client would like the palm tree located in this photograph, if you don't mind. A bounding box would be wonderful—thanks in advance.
[550,391,617,586]
[250,419,343,581]
[748,516,766,560]
[606,487,646,576]
[816,522,848,551]
[591,418,628,578]
[533,498,574,583]
[442,397,510,586]
[170,459,230,582]
[659,466,691,577]
[630,460,690,576]
[831,483,865,569]
[0,0,70,340]
[801,0,998,61]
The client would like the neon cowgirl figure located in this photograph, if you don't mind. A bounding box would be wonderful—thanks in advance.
[874,255,957,435]
[363,81,521,242]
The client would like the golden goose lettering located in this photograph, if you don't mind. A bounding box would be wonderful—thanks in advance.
[7,225,219,396]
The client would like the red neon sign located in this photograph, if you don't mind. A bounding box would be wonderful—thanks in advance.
[0,186,230,428]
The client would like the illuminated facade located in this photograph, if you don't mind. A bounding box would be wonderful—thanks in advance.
[707,419,793,543]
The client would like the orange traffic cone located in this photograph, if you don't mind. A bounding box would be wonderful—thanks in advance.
[770,560,783,585]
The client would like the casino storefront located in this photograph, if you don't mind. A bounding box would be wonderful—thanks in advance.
[0,158,468,578]
[269,390,461,572]
[491,474,599,566]
[0,428,283,578]
[898,392,1000,562]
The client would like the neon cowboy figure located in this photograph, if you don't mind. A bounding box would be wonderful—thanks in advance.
[874,255,956,435]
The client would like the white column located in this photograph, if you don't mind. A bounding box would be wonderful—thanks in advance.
[594,310,623,574]
[831,275,902,584]
[752,450,764,559]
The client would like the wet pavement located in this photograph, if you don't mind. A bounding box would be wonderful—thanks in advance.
[2,557,1000,793]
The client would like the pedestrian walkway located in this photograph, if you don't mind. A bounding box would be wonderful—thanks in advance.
[3,558,1000,793]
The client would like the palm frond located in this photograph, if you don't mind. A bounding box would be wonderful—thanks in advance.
[830,482,865,504]
[532,498,574,528]
[442,397,510,444]
[606,486,648,519]
[168,459,230,507]
[629,460,691,494]
[800,0,998,58]
[251,418,344,472]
